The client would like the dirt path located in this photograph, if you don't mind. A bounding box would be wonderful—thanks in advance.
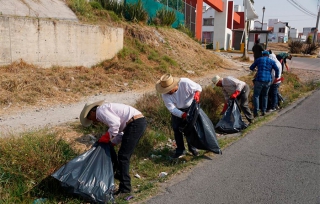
[0,53,252,136]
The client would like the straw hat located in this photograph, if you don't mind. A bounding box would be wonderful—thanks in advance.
[80,100,105,127]
[211,75,221,88]
[155,74,181,94]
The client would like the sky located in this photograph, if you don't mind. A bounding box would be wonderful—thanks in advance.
[209,0,320,32]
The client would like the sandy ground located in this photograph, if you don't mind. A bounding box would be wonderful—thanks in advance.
[0,53,252,136]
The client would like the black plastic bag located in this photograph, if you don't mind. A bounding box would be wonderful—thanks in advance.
[180,100,221,154]
[51,142,115,203]
[215,99,247,134]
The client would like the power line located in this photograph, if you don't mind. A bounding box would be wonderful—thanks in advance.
[286,0,317,17]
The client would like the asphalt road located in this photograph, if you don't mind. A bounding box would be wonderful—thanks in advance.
[147,90,320,204]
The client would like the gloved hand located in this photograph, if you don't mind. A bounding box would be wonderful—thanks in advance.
[194,91,200,103]
[230,90,240,99]
[181,112,187,120]
[220,103,228,115]
[98,132,110,143]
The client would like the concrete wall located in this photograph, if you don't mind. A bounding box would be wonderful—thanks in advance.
[0,0,78,21]
[0,16,124,68]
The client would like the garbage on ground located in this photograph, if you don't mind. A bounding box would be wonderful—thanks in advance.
[150,154,162,159]
[134,174,141,179]
[158,172,168,177]
[33,198,47,204]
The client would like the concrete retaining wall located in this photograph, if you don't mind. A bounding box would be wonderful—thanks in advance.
[0,16,124,68]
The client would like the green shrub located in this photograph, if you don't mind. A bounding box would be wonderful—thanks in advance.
[69,0,93,15]
[89,1,103,9]
[124,0,148,22]
[153,8,176,26]
[288,41,303,54]
[302,43,320,55]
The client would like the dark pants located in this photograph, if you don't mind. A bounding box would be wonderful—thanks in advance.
[117,117,147,193]
[237,84,254,122]
[171,110,197,154]
[269,83,280,109]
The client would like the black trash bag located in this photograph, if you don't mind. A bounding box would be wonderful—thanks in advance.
[215,99,247,134]
[180,100,221,154]
[51,142,115,204]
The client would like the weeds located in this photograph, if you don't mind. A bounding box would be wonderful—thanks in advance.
[152,8,176,26]
[0,71,318,203]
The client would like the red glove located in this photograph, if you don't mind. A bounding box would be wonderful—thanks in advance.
[194,91,200,103]
[230,90,240,99]
[181,112,187,120]
[98,132,110,143]
[220,103,228,115]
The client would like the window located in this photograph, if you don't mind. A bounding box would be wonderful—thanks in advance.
[203,18,214,26]
[279,28,285,33]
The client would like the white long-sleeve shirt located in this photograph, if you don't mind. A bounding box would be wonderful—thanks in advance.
[269,53,282,84]
[96,102,142,145]
[222,76,246,101]
[161,78,202,117]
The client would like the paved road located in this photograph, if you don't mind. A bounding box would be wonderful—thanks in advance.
[147,90,320,204]
[219,52,320,72]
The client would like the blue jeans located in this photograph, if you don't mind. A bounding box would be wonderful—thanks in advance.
[269,83,280,109]
[253,81,271,115]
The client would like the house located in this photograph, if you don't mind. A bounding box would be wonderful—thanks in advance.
[202,6,215,43]
[268,19,290,43]
[202,0,257,50]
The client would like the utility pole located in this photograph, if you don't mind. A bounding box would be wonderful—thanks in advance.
[243,0,248,59]
[313,6,320,43]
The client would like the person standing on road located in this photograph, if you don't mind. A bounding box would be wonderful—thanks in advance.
[252,39,265,61]
[276,52,292,73]
[268,50,283,111]
[80,101,147,196]
[156,74,201,159]
[250,50,280,117]
[212,75,254,124]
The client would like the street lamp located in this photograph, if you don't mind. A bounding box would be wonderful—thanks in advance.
[261,6,265,31]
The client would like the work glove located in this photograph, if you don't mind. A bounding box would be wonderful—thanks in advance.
[194,91,200,103]
[220,103,228,115]
[181,112,187,120]
[230,90,240,99]
[98,132,110,143]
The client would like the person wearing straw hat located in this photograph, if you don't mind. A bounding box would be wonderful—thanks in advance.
[211,75,254,124]
[80,100,147,196]
[156,73,202,159]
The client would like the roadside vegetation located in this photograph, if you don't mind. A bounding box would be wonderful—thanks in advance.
[1,0,320,203]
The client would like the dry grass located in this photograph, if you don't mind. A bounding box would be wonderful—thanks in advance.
[0,23,231,115]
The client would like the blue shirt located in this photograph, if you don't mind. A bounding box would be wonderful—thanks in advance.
[250,56,279,82]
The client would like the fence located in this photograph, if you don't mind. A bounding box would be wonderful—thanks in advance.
[125,0,184,28]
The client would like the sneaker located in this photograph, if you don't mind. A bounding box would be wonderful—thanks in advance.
[189,149,199,156]
[171,151,186,159]
[267,108,276,113]
[253,113,259,118]
[261,112,266,116]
